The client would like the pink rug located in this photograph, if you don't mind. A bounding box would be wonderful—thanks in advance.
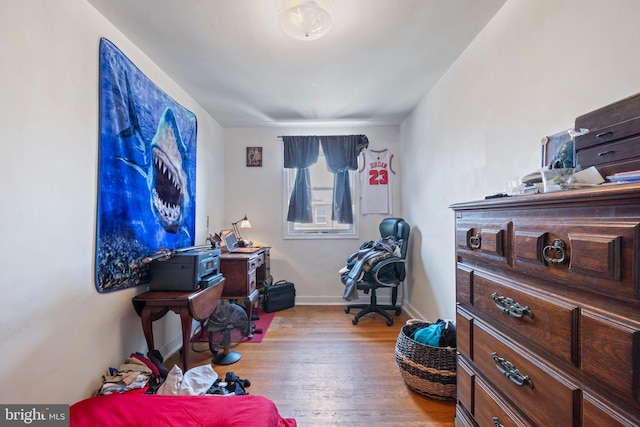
[192,308,276,344]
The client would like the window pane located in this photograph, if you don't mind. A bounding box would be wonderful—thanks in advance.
[284,145,357,239]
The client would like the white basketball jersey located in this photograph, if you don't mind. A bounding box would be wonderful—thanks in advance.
[359,149,395,214]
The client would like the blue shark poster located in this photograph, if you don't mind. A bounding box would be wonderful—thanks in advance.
[95,38,197,292]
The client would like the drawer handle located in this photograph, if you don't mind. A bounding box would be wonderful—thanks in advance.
[597,149,615,156]
[492,352,534,389]
[492,417,505,427]
[491,293,533,319]
[595,131,614,139]
[542,239,567,264]
[469,233,481,249]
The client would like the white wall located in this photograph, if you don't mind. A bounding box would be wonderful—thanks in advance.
[401,0,640,321]
[0,0,225,403]
[223,126,403,305]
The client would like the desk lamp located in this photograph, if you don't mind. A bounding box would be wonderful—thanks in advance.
[231,215,252,247]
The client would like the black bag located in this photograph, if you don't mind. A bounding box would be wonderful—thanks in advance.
[263,280,296,313]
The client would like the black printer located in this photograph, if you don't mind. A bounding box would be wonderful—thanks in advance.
[149,247,222,291]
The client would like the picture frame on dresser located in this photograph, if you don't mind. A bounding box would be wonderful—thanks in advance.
[541,128,574,168]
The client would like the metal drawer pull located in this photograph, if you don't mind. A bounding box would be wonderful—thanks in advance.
[595,131,614,138]
[492,417,505,427]
[469,233,481,249]
[491,293,533,318]
[492,352,534,389]
[542,239,567,264]
[597,149,615,156]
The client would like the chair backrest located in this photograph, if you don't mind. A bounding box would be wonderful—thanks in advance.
[379,217,410,259]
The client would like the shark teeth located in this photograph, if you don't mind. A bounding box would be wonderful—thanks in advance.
[155,156,182,193]
[152,188,181,222]
[149,116,187,234]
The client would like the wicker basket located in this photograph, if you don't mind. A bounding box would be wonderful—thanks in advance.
[395,320,457,400]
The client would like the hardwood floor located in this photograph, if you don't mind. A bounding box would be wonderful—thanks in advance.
[166,305,456,426]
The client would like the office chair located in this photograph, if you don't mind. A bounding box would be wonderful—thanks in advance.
[343,218,410,326]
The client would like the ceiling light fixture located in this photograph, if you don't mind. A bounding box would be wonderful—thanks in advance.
[279,0,333,41]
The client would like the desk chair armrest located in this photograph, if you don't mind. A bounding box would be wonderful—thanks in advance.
[370,257,406,287]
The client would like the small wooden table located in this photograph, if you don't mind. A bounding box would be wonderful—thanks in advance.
[131,279,224,370]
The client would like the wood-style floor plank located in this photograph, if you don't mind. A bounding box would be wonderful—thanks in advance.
[166,305,456,426]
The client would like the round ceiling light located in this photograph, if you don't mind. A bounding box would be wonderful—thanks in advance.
[280,0,333,41]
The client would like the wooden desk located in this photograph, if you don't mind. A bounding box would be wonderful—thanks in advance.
[220,247,271,338]
[131,279,224,370]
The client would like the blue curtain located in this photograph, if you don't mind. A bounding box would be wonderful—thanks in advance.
[320,135,369,224]
[283,134,369,225]
[283,136,320,223]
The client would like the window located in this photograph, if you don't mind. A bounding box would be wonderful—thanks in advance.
[284,145,358,239]
[314,207,328,225]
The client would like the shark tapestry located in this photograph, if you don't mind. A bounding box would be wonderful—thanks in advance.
[96,38,197,292]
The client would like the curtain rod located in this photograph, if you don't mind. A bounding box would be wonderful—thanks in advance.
[277,134,365,139]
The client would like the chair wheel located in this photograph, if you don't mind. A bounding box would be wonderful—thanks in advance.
[352,318,358,325]
[345,307,351,314]
[395,309,401,315]
[386,319,394,326]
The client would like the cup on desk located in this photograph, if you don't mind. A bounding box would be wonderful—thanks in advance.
[542,167,574,193]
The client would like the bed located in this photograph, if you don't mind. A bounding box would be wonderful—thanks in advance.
[70,393,297,427]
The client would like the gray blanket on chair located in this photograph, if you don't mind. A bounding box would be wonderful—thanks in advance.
[342,236,399,301]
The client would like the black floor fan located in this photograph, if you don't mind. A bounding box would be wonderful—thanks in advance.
[206,300,250,365]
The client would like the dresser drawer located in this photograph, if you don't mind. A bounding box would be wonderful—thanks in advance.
[580,309,640,405]
[456,218,511,267]
[473,321,579,427]
[576,134,640,168]
[457,356,474,416]
[512,219,640,300]
[248,269,257,294]
[248,253,262,271]
[470,269,578,365]
[456,306,473,360]
[474,376,531,427]
[454,404,476,427]
[582,391,640,427]
[456,263,474,306]
[575,92,640,131]
[574,92,640,177]
[574,116,640,149]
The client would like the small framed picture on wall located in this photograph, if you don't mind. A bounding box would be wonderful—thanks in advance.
[246,146,262,167]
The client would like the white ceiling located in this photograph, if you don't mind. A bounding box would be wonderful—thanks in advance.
[87,0,506,128]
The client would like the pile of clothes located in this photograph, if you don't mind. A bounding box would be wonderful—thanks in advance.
[411,319,457,348]
[98,350,251,396]
[207,372,251,396]
[340,235,402,301]
[99,351,167,395]
[158,365,250,396]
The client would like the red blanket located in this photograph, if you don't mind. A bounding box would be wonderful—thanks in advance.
[70,394,297,427]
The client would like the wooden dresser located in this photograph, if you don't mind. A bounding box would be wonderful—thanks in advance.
[220,247,271,338]
[451,184,640,427]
